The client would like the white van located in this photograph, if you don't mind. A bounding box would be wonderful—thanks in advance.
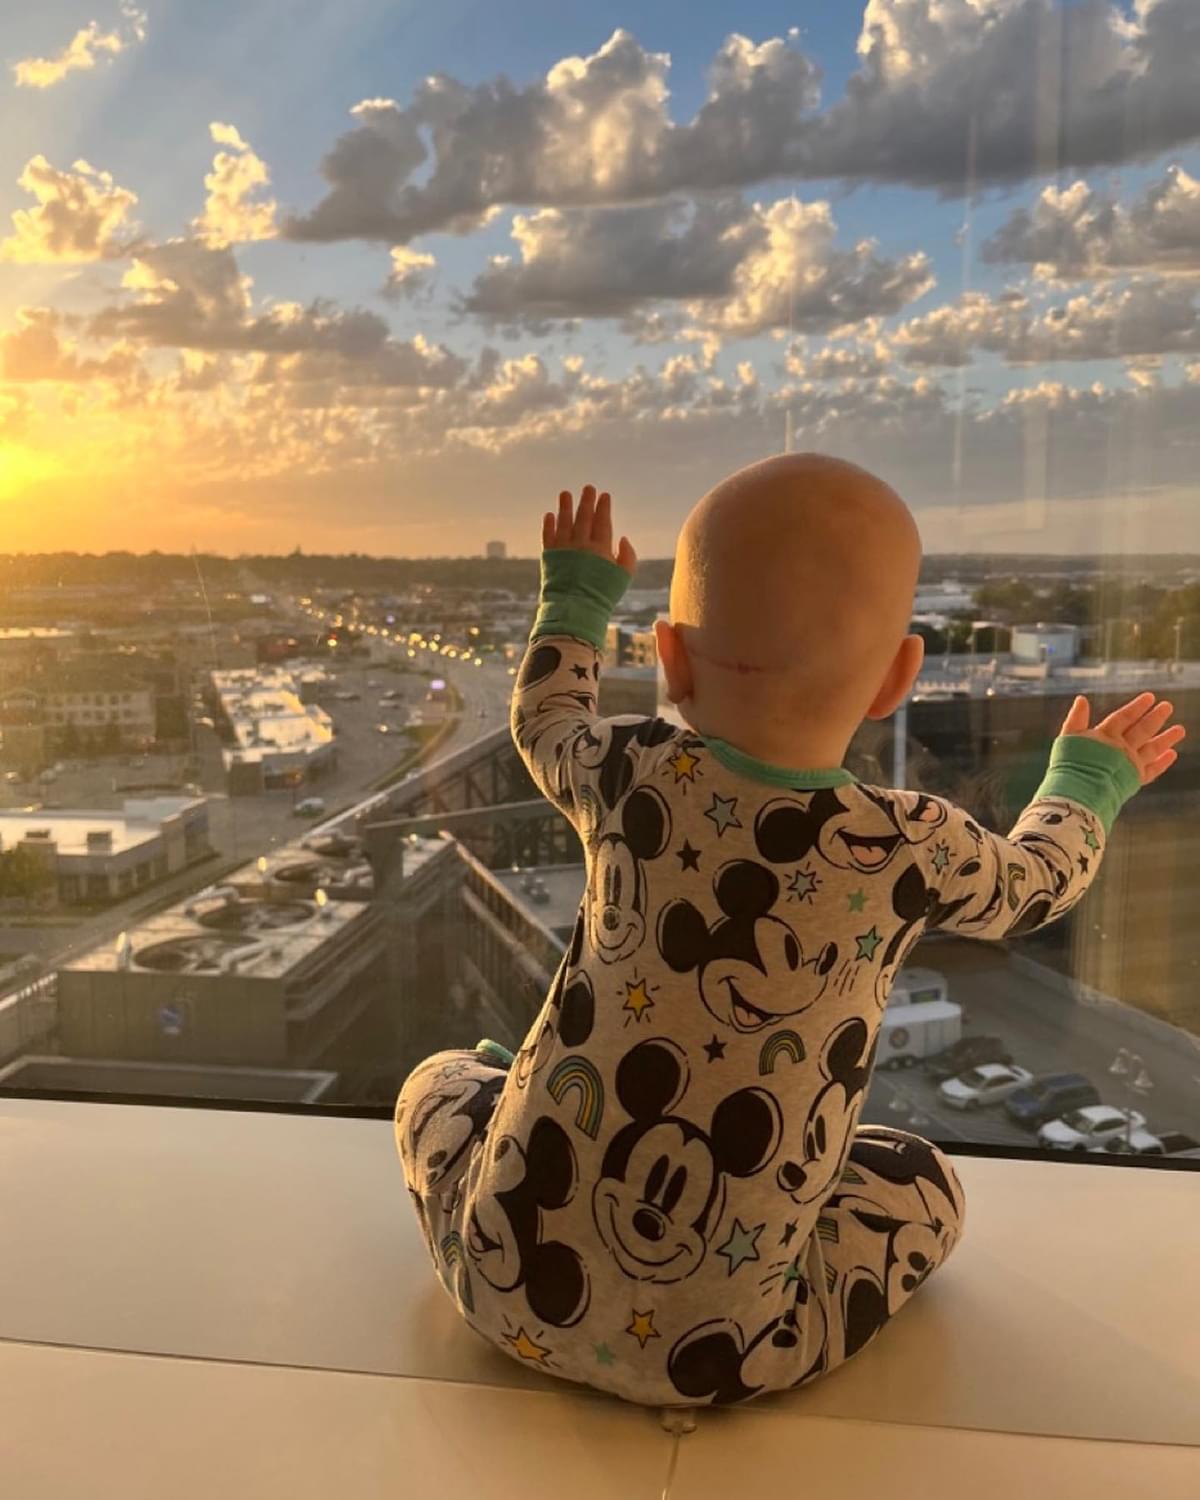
[293,796,326,818]
[877,967,961,1069]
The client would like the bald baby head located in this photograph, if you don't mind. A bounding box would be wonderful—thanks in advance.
[664,453,922,738]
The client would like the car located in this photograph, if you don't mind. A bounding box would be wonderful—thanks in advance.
[3,770,20,783]
[380,689,402,701]
[196,716,215,729]
[293,796,326,817]
[1005,1073,1100,1128]
[334,690,360,702]
[366,679,378,688]
[1091,1130,1200,1159]
[925,1034,1014,1082]
[939,1063,1034,1111]
[1038,1105,1147,1151]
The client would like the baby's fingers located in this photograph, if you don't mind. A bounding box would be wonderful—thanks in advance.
[1124,699,1174,749]
[1096,691,1156,738]
[1141,746,1180,785]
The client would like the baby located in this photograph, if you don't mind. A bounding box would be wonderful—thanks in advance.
[395,453,1184,1407]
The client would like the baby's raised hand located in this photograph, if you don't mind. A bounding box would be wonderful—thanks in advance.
[543,485,637,577]
[1061,692,1186,785]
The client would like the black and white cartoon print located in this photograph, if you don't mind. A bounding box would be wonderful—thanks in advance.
[593,1037,783,1283]
[657,859,839,1032]
[589,786,672,963]
[466,1115,591,1328]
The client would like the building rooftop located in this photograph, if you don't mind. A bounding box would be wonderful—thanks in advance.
[212,667,334,765]
[62,885,373,981]
[493,862,585,941]
[0,627,74,643]
[0,797,205,858]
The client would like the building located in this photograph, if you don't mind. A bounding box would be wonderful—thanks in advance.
[0,627,76,686]
[1011,623,1080,667]
[53,877,385,1071]
[0,665,156,768]
[485,540,507,560]
[0,795,210,906]
[211,666,336,794]
[604,622,657,669]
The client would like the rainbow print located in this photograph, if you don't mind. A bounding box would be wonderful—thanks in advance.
[759,1029,806,1075]
[546,1055,605,1139]
[440,1231,474,1312]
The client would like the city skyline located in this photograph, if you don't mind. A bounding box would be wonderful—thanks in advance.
[1,1,1198,555]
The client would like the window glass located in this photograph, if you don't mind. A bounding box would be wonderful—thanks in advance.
[0,2,1195,1167]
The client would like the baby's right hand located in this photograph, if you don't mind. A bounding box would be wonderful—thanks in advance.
[1060,692,1186,785]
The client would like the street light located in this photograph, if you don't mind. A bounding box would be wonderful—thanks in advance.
[1109,1047,1155,1148]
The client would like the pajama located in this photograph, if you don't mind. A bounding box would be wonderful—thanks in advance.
[395,549,1140,1408]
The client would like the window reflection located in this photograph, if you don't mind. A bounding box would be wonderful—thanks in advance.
[0,3,1197,1161]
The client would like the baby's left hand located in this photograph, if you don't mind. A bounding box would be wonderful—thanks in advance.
[543,485,637,577]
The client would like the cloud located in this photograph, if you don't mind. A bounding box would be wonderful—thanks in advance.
[13,3,146,89]
[893,280,1200,366]
[0,155,138,263]
[0,305,141,383]
[461,195,933,340]
[981,166,1200,281]
[383,245,436,299]
[284,8,1200,248]
[86,236,465,386]
[807,0,1200,192]
[193,123,278,249]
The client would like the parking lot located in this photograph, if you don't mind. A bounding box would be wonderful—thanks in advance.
[864,937,1200,1150]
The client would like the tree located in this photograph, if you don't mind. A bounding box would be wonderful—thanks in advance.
[0,846,56,905]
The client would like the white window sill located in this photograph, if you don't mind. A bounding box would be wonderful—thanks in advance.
[0,1098,1196,1496]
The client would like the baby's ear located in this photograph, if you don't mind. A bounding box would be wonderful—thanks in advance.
[866,633,924,721]
[655,619,692,704]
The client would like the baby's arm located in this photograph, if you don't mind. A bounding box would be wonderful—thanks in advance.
[912,692,1185,939]
[511,486,675,834]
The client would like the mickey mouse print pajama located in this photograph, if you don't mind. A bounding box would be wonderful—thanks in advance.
[395,549,1141,1407]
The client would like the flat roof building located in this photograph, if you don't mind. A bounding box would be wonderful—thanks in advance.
[0,795,210,907]
[211,666,336,791]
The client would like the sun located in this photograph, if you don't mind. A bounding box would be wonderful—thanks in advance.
[0,443,61,498]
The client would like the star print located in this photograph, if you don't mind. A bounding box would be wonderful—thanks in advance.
[505,1327,551,1364]
[1083,827,1101,851]
[703,1034,726,1063]
[622,978,655,1023]
[855,926,883,962]
[676,839,701,872]
[570,664,590,679]
[593,1342,616,1366]
[667,747,701,783]
[716,1218,763,1275]
[931,842,951,874]
[626,1309,661,1349]
[787,867,820,903]
[1077,853,1090,874]
[847,888,866,913]
[779,1220,798,1248]
[704,793,743,837]
[782,1258,802,1287]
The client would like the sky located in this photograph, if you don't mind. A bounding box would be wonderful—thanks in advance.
[1,0,1199,557]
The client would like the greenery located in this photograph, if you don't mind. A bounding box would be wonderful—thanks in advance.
[0,846,56,903]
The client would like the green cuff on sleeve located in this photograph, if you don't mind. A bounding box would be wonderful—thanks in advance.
[532,548,631,650]
[1033,734,1142,834]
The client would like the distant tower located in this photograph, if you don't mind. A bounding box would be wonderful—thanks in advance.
[485,540,506,560]
[784,410,794,454]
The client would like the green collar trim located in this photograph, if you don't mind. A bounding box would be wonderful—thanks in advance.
[701,736,857,788]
